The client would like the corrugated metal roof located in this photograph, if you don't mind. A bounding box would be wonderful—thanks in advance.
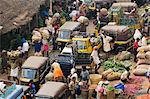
[59,21,81,31]
[22,56,48,69]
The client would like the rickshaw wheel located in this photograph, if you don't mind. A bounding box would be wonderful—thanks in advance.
[116,46,125,53]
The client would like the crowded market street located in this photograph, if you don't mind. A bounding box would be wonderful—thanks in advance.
[0,0,150,99]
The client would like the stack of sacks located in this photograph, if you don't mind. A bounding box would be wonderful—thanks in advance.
[133,45,150,76]
[102,69,122,81]
[116,51,132,61]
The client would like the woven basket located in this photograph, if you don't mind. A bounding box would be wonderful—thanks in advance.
[90,74,102,84]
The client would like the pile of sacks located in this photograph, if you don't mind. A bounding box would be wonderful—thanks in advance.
[102,69,122,81]
[116,51,132,61]
[133,45,150,76]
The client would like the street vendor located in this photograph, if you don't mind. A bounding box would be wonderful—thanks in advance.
[91,46,101,73]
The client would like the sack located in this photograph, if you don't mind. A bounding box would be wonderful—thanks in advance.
[136,52,146,59]
[136,65,150,69]
[45,72,54,82]
[121,71,129,80]
[107,72,121,81]
[102,69,113,79]
[32,35,42,42]
[41,29,50,39]
[89,74,102,84]
[133,68,148,76]
[145,51,150,59]
[116,51,131,60]
[137,59,150,65]
[137,45,150,52]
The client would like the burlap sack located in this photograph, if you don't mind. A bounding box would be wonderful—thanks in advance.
[133,68,148,76]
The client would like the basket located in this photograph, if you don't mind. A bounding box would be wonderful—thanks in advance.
[90,74,102,84]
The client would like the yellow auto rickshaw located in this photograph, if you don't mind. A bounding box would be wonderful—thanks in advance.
[56,21,81,46]
[35,81,68,99]
[72,35,102,64]
[109,2,142,29]
[19,56,49,90]
[101,25,134,52]
[89,0,113,10]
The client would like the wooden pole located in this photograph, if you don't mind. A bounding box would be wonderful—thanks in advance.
[49,0,53,15]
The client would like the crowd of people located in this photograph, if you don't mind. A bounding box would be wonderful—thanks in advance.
[0,0,149,98]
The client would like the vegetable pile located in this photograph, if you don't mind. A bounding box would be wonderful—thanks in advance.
[102,58,132,73]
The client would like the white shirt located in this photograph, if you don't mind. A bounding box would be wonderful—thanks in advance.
[22,41,29,53]
[42,39,48,45]
[91,50,100,65]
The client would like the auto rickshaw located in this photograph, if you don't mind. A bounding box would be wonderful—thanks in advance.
[109,2,142,29]
[89,0,113,10]
[101,25,134,52]
[19,56,50,90]
[35,81,68,99]
[72,35,102,64]
[56,21,81,48]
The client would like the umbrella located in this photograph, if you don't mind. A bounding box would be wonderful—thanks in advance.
[77,16,89,25]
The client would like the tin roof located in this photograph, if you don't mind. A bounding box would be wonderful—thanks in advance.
[112,2,137,8]
[101,25,129,33]
[36,82,67,98]
[22,56,48,69]
[59,21,80,31]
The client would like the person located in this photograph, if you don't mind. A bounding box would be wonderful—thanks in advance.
[34,40,42,55]
[142,9,149,23]
[22,38,29,59]
[68,68,78,83]
[42,38,49,57]
[80,79,89,99]
[145,68,150,93]
[120,67,130,83]
[45,16,52,27]
[9,58,19,83]
[133,38,140,62]
[133,29,142,40]
[28,80,36,97]
[80,23,86,32]
[80,66,89,81]
[91,46,101,73]
[141,34,148,46]
[52,60,64,82]
[1,50,8,74]
[101,33,112,58]
[69,77,77,99]
[52,33,57,50]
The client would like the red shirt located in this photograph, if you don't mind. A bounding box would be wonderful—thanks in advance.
[134,41,138,49]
